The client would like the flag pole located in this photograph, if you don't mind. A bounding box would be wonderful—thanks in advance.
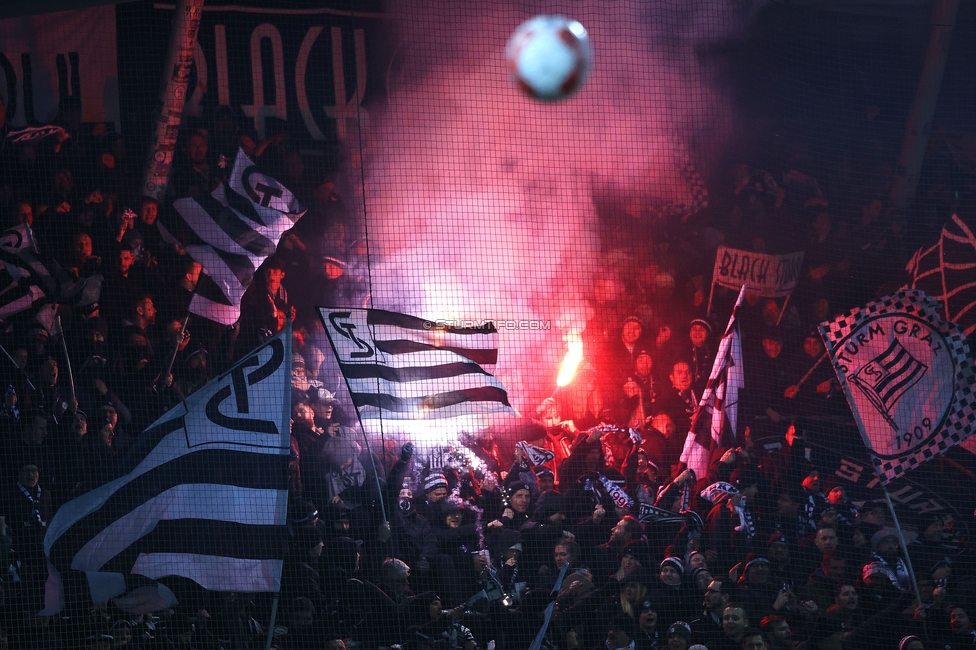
[56,313,76,412]
[880,483,925,609]
[830,357,925,607]
[319,310,391,541]
[686,286,745,436]
[775,292,791,326]
[0,341,35,391]
[263,594,280,650]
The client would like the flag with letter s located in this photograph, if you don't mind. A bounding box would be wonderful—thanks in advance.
[819,289,976,484]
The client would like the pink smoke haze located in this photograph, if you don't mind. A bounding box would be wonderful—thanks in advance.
[353,0,763,419]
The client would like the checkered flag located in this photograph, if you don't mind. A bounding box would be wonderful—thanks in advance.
[819,289,976,484]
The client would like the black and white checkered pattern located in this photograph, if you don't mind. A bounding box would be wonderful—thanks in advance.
[660,158,709,219]
[818,290,976,484]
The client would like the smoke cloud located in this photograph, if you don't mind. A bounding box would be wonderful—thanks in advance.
[345,0,763,422]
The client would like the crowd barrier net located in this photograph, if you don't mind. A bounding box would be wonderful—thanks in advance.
[0,0,974,648]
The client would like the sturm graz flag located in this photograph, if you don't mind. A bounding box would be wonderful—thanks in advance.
[159,148,306,325]
[320,308,515,421]
[819,289,976,484]
[43,330,292,614]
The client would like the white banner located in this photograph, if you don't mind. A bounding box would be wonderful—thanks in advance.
[711,246,804,298]
[0,6,119,129]
[819,290,976,484]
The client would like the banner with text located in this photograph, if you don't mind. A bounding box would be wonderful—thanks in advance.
[140,3,387,145]
[711,246,804,298]
[0,6,119,129]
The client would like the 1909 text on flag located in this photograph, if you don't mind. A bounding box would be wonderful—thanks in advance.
[43,331,292,614]
[319,308,515,420]
[819,289,976,485]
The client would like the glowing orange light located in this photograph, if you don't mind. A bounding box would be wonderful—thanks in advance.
[556,335,584,387]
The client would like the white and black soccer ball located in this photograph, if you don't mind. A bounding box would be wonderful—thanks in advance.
[505,15,592,101]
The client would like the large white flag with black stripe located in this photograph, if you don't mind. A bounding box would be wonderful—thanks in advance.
[43,330,292,614]
[319,308,515,420]
[160,149,306,325]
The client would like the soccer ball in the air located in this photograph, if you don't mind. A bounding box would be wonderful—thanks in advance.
[505,15,592,101]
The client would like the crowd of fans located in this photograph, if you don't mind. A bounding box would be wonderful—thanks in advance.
[0,89,973,650]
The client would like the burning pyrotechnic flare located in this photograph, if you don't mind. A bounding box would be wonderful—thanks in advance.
[556,334,584,387]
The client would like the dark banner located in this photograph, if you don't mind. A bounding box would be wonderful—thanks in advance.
[117,1,389,167]
[788,417,974,551]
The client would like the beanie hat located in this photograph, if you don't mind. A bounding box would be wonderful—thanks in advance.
[689,318,712,334]
[666,622,692,642]
[423,473,448,493]
[744,554,770,572]
[661,556,685,574]
[899,636,921,650]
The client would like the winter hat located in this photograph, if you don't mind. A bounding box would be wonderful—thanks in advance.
[768,531,788,547]
[899,636,922,650]
[666,622,692,642]
[533,491,567,521]
[288,500,319,525]
[686,550,705,571]
[660,556,685,574]
[689,318,712,334]
[423,473,448,494]
[744,554,770,572]
[435,498,464,519]
[292,524,321,552]
[700,481,740,504]
[690,567,712,585]
[621,540,653,569]
[637,599,657,613]
[870,528,900,552]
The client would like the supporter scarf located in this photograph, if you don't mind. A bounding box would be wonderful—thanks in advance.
[729,497,755,539]
[17,481,45,527]
[599,474,634,510]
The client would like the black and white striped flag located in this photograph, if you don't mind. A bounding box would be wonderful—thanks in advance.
[0,223,101,322]
[0,223,55,319]
[319,308,515,420]
[161,149,306,325]
[680,285,745,479]
[43,330,292,614]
